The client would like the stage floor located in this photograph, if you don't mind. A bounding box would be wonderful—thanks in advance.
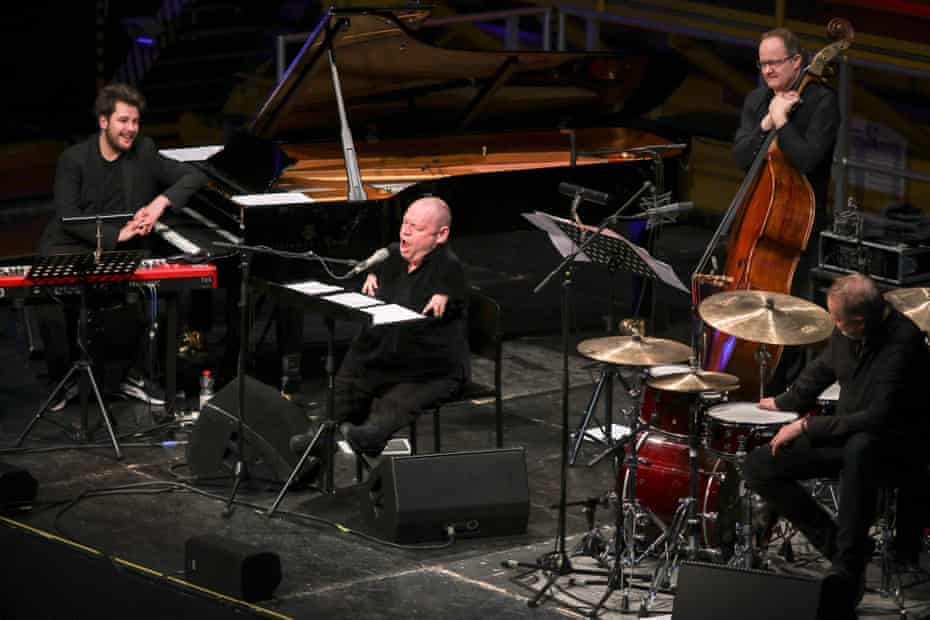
[1,227,929,619]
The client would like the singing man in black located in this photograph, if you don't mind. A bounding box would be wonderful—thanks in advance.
[290,196,470,461]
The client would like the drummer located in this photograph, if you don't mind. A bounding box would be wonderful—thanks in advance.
[742,273,930,617]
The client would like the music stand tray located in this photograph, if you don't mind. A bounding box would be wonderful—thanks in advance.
[524,211,687,293]
[16,251,145,459]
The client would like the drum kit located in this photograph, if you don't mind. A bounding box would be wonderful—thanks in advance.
[569,288,836,614]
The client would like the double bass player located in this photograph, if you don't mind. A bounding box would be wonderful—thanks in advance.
[733,27,840,299]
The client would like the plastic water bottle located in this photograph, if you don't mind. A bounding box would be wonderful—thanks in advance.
[198,370,215,412]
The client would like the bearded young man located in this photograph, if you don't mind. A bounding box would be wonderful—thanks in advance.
[36,83,206,409]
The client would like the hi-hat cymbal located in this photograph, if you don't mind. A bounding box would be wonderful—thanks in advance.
[646,370,740,393]
[885,288,930,332]
[699,290,833,346]
[577,335,691,366]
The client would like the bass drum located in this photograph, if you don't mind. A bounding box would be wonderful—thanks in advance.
[619,431,771,556]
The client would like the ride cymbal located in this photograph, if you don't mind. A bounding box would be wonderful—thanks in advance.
[885,288,930,332]
[577,335,691,366]
[646,370,740,393]
[699,290,833,346]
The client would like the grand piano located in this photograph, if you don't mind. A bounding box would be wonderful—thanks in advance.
[158,7,683,269]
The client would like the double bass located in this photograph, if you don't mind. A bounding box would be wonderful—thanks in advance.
[701,20,855,400]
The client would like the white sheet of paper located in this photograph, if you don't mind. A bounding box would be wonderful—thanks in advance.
[231,192,314,206]
[323,292,381,308]
[573,424,632,443]
[285,280,343,296]
[159,145,224,162]
[363,303,425,325]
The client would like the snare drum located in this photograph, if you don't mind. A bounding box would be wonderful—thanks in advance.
[640,365,703,436]
[814,382,840,416]
[705,402,798,456]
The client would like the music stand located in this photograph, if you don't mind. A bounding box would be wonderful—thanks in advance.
[504,181,677,613]
[16,250,144,459]
[525,210,687,464]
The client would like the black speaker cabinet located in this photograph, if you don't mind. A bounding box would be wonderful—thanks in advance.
[673,561,823,620]
[187,375,309,483]
[184,534,281,603]
[0,461,38,509]
[361,448,530,544]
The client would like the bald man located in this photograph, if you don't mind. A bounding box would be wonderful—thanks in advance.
[291,197,470,459]
[743,274,930,617]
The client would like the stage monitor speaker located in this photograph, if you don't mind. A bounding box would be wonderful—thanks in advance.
[187,375,309,484]
[0,461,38,510]
[361,448,529,544]
[184,534,281,602]
[673,561,823,620]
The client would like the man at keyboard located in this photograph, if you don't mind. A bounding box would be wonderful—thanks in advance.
[36,83,206,410]
[290,196,470,460]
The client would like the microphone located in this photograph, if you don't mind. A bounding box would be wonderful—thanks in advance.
[350,247,391,275]
[558,182,612,206]
[642,201,694,218]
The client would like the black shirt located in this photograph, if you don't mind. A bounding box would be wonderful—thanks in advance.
[733,81,840,221]
[775,308,930,446]
[341,242,470,384]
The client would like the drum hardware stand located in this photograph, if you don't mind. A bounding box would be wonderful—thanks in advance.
[574,368,669,617]
[505,181,656,610]
[569,363,634,466]
[643,397,717,604]
[754,341,773,401]
[566,495,609,562]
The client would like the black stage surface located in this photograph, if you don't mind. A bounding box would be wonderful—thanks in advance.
[1,227,928,619]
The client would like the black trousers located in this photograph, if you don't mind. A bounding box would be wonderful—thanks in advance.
[36,293,152,387]
[333,367,464,451]
[743,431,923,575]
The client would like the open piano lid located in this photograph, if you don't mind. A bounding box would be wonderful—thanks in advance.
[249,8,640,141]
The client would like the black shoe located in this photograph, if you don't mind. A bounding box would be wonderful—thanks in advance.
[48,380,79,412]
[295,456,323,487]
[289,432,314,456]
[342,423,387,458]
[119,372,167,406]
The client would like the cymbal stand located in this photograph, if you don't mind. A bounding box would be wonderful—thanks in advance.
[754,343,773,401]
[569,364,633,465]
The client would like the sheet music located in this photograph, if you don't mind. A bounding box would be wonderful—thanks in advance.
[323,291,381,308]
[363,303,425,326]
[159,145,224,162]
[285,280,344,296]
[232,192,314,206]
[523,211,688,294]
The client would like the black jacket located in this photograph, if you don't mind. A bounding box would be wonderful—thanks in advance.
[775,308,930,446]
[341,242,470,384]
[39,134,207,255]
[733,81,839,214]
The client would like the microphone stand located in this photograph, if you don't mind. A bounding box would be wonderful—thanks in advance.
[212,241,355,517]
[505,181,652,609]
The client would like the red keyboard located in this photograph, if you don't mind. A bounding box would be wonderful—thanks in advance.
[0,259,217,299]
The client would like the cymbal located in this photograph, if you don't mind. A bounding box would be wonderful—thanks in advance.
[577,335,691,366]
[884,288,930,332]
[646,370,740,393]
[699,290,833,346]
